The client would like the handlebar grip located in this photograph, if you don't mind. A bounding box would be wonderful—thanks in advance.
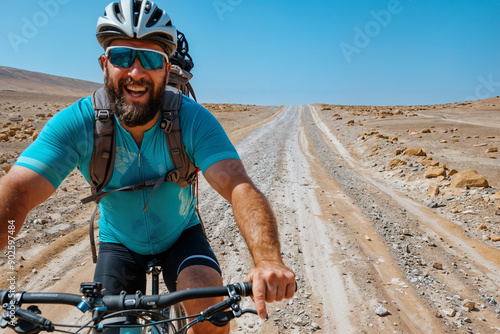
[231,282,252,297]
[241,282,253,296]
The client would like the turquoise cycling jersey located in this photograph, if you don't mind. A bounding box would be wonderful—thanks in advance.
[16,94,240,255]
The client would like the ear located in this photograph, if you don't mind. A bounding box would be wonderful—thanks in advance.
[165,62,172,84]
[101,55,108,78]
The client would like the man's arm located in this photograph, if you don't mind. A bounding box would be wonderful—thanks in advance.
[204,159,296,319]
[0,166,55,249]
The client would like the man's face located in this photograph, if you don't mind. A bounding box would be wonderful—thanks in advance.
[102,39,171,127]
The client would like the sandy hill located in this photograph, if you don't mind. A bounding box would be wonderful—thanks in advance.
[0,66,102,98]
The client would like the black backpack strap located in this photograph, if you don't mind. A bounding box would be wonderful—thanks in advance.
[88,88,116,195]
[160,87,203,230]
[84,88,116,263]
[186,82,197,102]
[89,205,99,263]
[160,86,198,189]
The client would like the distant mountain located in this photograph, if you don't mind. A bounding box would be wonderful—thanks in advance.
[0,66,102,97]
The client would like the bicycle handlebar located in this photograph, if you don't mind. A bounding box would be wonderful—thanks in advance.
[1,282,255,333]
[1,282,253,312]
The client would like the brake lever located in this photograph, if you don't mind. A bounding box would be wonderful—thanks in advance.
[241,309,258,316]
[12,305,54,333]
[200,295,240,319]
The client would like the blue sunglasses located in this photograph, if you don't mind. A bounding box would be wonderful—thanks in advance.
[105,46,169,70]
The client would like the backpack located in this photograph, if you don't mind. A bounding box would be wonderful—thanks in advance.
[81,86,199,263]
[168,30,197,101]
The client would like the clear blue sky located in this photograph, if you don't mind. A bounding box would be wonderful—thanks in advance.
[1,0,499,106]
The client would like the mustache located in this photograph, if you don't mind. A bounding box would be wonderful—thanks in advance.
[119,77,154,89]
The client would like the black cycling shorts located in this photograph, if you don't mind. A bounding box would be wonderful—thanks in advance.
[93,224,221,295]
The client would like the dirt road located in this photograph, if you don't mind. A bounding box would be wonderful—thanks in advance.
[1,96,500,333]
[209,104,499,333]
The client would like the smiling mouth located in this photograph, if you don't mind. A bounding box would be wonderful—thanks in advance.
[125,85,148,98]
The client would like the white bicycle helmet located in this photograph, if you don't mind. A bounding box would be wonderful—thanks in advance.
[96,0,177,57]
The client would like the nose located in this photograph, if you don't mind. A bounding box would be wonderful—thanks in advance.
[127,56,146,80]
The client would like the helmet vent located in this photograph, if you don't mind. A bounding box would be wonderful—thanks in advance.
[133,12,139,26]
[146,8,163,27]
[133,0,142,27]
[144,1,151,14]
[113,3,125,23]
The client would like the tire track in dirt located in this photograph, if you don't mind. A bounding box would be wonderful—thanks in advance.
[200,105,321,333]
[307,105,500,332]
[278,106,353,333]
[297,106,443,333]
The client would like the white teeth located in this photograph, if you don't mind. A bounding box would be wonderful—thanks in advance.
[126,85,146,92]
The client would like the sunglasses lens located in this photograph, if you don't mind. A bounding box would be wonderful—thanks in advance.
[138,51,164,70]
[109,48,134,68]
[108,48,165,70]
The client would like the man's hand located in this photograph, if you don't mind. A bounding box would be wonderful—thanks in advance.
[246,260,296,319]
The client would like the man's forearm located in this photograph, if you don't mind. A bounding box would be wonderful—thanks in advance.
[204,159,295,319]
[231,182,283,265]
[0,180,29,250]
[0,167,56,249]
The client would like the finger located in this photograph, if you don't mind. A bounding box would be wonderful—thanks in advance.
[285,272,296,299]
[265,279,278,303]
[285,280,296,299]
[273,270,294,301]
[252,277,268,319]
[274,278,286,302]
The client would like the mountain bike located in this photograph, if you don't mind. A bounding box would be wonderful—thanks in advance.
[0,281,257,333]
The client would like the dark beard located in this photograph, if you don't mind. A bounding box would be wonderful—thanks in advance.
[105,68,166,127]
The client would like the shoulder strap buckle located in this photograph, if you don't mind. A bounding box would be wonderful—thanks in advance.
[96,109,110,120]
[160,118,173,133]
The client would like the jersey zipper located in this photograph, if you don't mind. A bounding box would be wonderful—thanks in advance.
[138,150,157,254]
